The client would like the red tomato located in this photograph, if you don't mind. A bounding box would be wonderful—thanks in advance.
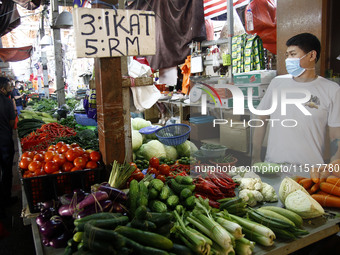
[65,149,78,162]
[35,168,46,176]
[129,162,138,170]
[47,145,56,151]
[90,151,101,162]
[33,153,44,162]
[55,141,65,149]
[53,154,67,166]
[70,143,80,148]
[62,162,74,172]
[149,157,160,168]
[74,157,87,169]
[60,144,71,154]
[22,151,34,160]
[132,171,144,181]
[156,175,166,182]
[44,161,59,174]
[71,166,82,172]
[86,161,98,169]
[82,152,91,161]
[158,164,170,176]
[44,151,56,162]
[19,157,33,170]
[28,161,42,173]
[147,167,159,176]
[74,147,85,156]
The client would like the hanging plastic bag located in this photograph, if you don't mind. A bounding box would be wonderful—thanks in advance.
[245,0,277,54]
[84,89,97,120]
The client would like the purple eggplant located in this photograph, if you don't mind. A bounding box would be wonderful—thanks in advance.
[112,202,127,214]
[42,236,50,247]
[59,189,86,205]
[76,191,108,210]
[58,204,77,217]
[40,207,57,220]
[74,200,113,219]
[39,200,61,210]
[49,231,72,248]
[36,214,48,228]
[39,216,65,239]
[97,185,128,203]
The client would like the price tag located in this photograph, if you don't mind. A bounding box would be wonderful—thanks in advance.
[222,53,231,66]
[191,56,203,73]
[73,8,156,58]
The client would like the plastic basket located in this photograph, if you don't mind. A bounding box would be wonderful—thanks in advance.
[74,113,97,126]
[155,124,191,146]
[21,166,106,213]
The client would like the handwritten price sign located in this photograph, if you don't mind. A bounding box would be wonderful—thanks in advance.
[73,8,156,58]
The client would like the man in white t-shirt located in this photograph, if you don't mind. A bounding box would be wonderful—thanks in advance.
[252,33,340,165]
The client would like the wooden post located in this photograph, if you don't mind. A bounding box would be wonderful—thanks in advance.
[93,0,126,165]
[51,0,66,107]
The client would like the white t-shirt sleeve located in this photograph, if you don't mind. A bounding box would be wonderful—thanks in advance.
[328,86,340,127]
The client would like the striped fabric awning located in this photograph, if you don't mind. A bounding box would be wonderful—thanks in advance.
[204,0,250,19]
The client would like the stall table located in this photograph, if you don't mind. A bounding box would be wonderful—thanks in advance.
[25,173,340,255]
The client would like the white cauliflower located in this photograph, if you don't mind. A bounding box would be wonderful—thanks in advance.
[261,182,278,202]
[239,177,262,191]
[239,189,264,207]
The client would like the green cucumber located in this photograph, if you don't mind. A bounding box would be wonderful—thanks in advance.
[170,179,195,194]
[147,212,174,226]
[135,205,148,220]
[131,219,157,231]
[160,185,171,200]
[170,243,193,255]
[128,179,139,217]
[149,188,159,199]
[151,200,168,213]
[115,226,173,250]
[167,195,179,208]
[180,188,192,200]
[259,206,303,228]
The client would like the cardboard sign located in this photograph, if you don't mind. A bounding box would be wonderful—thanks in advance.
[73,8,156,58]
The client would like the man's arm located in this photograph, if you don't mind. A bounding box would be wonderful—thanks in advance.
[329,126,340,162]
[13,94,24,100]
[251,115,269,164]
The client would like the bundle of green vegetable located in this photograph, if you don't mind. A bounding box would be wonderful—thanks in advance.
[53,129,99,151]
[247,207,309,241]
[17,119,45,138]
[65,212,175,255]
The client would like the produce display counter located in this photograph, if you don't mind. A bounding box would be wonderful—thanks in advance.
[22,162,340,255]
[252,174,340,254]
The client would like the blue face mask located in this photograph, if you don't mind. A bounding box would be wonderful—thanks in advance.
[285,52,311,77]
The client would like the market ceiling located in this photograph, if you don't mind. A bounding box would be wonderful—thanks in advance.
[0,0,43,37]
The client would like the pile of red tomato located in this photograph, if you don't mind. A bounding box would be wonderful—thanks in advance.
[128,157,187,183]
[20,141,101,178]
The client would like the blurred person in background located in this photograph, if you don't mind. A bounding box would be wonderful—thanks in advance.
[11,80,25,115]
[0,77,17,218]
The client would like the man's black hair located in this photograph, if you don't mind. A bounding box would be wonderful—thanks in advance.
[286,33,321,63]
[0,77,10,90]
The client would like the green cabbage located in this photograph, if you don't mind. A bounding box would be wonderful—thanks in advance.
[140,140,166,160]
[132,130,143,151]
[164,145,178,160]
[131,117,152,130]
[176,140,198,157]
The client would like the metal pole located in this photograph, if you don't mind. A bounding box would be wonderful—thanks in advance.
[227,0,234,82]
[51,0,65,106]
